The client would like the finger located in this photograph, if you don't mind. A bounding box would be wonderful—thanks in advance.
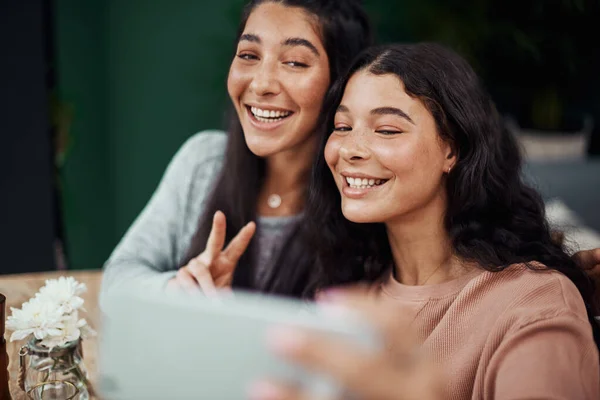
[320,298,423,380]
[188,259,218,297]
[247,380,321,400]
[166,277,180,292]
[316,283,373,302]
[218,286,235,298]
[204,211,227,262]
[222,221,256,264]
[317,290,415,350]
[174,268,199,292]
[267,327,395,399]
[573,248,600,271]
[214,270,235,288]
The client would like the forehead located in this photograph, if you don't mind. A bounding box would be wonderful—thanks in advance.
[243,3,324,48]
[341,71,414,108]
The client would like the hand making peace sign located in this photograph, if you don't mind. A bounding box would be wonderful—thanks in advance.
[168,211,256,296]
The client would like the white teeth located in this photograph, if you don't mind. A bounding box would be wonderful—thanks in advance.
[250,106,292,121]
[345,176,387,189]
[255,115,285,123]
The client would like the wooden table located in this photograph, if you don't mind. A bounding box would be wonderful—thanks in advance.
[0,270,102,399]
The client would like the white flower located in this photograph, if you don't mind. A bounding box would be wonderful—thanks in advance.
[39,313,82,349]
[40,312,96,349]
[6,297,65,342]
[6,276,95,349]
[79,318,97,339]
[36,276,87,315]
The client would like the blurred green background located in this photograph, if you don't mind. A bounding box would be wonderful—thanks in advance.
[55,0,246,269]
[53,0,599,269]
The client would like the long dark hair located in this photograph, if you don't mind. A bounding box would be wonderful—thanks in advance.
[305,43,600,344]
[182,0,373,294]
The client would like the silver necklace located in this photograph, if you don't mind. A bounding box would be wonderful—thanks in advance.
[267,194,283,209]
[266,187,304,209]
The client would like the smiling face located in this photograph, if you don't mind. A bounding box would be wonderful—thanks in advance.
[325,70,456,224]
[227,2,331,158]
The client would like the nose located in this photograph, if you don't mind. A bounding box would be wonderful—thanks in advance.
[249,60,280,96]
[339,132,371,162]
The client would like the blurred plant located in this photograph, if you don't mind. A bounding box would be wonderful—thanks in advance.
[49,91,74,270]
[49,91,74,169]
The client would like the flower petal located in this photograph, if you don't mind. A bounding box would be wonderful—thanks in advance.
[10,330,33,342]
[46,328,63,337]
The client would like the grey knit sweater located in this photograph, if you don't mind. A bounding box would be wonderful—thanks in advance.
[100,131,300,307]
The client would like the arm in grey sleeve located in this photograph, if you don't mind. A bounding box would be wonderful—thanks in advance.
[99,131,225,309]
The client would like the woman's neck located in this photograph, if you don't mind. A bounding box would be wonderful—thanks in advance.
[257,136,316,216]
[386,200,470,286]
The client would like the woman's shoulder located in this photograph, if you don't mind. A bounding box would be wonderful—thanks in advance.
[176,130,228,164]
[468,265,599,400]
[474,263,589,324]
[153,129,228,204]
[165,130,228,179]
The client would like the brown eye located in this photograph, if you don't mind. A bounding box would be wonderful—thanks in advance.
[375,130,403,135]
[333,126,351,132]
[284,61,309,68]
[237,53,258,61]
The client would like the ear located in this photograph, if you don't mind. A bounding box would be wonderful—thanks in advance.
[442,141,457,173]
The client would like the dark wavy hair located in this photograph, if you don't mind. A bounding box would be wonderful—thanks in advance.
[182,0,373,295]
[305,43,600,345]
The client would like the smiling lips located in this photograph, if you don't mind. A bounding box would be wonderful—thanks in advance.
[344,176,387,189]
[247,105,293,123]
[341,174,389,198]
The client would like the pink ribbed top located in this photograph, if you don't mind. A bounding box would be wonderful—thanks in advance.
[377,264,599,399]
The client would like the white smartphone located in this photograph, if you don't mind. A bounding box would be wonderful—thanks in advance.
[98,287,380,399]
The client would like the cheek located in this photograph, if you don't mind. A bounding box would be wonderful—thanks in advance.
[289,73,329,111]
[372,142,416,174]
[380,138,442,178]
[413,139,447,178]
[226,64,246,100]
[324,135,340,172]
[387,141,446,201]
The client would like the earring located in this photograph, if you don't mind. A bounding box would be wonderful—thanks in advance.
[446,166,452,173]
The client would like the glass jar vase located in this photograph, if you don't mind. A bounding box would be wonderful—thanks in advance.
[18,339,93,400]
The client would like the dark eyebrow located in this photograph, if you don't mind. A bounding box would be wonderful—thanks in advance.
[371,107,414,124]
[282,37,320,57]
[337,105,414,125]
[239,33,260,43]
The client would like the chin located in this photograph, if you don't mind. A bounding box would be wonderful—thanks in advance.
[243,133,282,158]
[341,205,380,224]
[245,143,275,158]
